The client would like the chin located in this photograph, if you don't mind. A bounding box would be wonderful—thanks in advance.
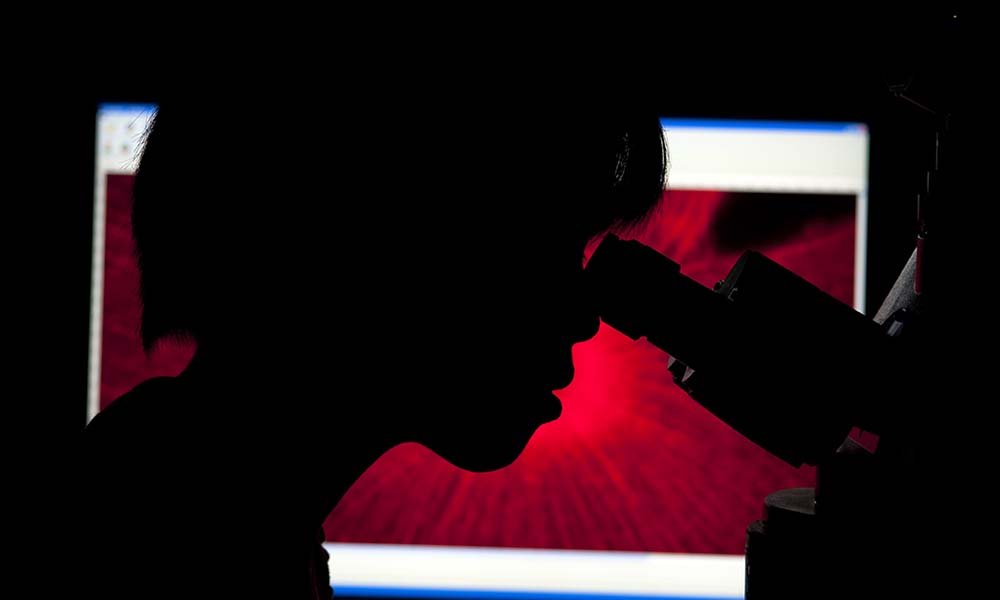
[425,396,560,472]
[448,440,533,472]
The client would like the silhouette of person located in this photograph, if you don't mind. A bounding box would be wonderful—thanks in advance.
[78,76,667,598]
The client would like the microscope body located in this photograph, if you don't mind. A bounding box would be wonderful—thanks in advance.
[587,235,925,598]
[587,235,895,467]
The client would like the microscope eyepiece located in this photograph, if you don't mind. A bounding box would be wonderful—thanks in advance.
[585,234,889,466]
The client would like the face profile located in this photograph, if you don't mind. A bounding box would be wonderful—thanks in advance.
[80,71,667,598]
[131,90,666,473]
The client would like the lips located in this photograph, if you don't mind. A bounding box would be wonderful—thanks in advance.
[538,391,563,422]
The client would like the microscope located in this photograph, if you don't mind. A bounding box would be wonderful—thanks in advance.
[585,95,950,598]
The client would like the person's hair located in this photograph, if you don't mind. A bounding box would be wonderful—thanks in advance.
[132,92,667,352]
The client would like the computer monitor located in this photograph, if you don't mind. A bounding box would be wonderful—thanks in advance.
[90,106,869,599]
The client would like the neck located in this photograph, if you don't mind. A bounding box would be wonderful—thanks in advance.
[180,341,402,530]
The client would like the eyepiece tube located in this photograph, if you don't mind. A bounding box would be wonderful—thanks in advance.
[585,234,734,371]
[584,234,884,466]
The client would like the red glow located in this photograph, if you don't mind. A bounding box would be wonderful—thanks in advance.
[100,182,855,554]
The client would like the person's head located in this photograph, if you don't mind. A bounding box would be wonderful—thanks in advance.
[133,76,666,471]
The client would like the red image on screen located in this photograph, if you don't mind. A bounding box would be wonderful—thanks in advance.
[100,176,855,554]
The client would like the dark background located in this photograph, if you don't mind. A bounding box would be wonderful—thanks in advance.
[10,14,969,465]
[9,4,976,572]
[6,12,982,597]
[49,38,955,431]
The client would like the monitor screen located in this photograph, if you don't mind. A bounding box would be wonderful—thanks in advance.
[90,106,868,599]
